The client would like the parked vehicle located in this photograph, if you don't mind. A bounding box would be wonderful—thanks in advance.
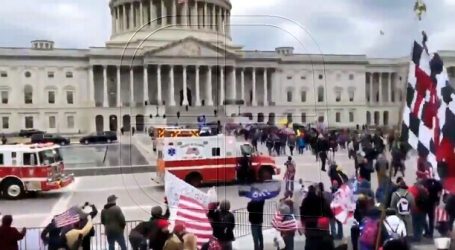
[31,134,70,145]
[0,143,74,199]
[18,129,45,138]
[79,131,117,144]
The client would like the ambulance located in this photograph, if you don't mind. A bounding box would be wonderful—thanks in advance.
[156,135,280,186]
[0,143,74,199]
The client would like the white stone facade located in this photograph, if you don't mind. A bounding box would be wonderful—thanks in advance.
[0,0,455,134]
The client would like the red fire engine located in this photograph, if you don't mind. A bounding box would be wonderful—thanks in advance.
[156,135,280,186]
[0,143,74,199]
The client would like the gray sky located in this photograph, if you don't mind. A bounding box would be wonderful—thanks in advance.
[0,0,454,57]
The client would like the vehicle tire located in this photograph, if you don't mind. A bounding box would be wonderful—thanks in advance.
[185,172,203,187]
[60,141,67,146]
[1,179,24,199]
[84,140,89,145]
[258,166,274,182]
[107,139,112,143]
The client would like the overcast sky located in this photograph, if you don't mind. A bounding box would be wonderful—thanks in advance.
[0,0,454,57]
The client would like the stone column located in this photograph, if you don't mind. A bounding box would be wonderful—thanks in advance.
[111,8,116,34]
[171,0,177,26]
[150,0,157,28]
[129,67,134,106]
[388,72,392,103]
[169,65,176,106]
[219,67,225,105]
[116,65,121,107]
[143,66,149,104]
[139,1,143,26]
[207,66,213,106]
[195,65,201,106]
[379,72,383,104]
[263,68,268,106]
[89,66,95,105]
[226,11,230,36]
[191,1,198,29]
[129,3,134,30]
[212,5,216,31]
[183,0,189,27]
[157,65,162,105]
[204,2,208,29]
[182,66,189,106]
[161,0,167,26]
[240,68,245,103]
[115,7,120,32]
[123,5,127,31]
[369,73,373,104]
[231,67,236,101]
[252,68,257,106]
[103,66,108,107]
[217,7,222,33]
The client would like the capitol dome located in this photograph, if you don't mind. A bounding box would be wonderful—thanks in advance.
[107,0,239,51]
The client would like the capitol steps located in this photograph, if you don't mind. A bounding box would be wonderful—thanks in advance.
[164,105,228,127]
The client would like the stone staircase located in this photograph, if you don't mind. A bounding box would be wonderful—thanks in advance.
[164,105,229,127]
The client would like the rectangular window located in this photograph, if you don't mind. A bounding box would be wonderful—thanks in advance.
[66,72,73,78]
[25,116,33,129]
[349,90,355,102]
[0,153,3,165]
[1,91,8,104]
[2,117,9,129]
[286,76,292,80]
[336,112,341,123]
[301,91,307,102]
[48,91,55,104]
[287,113,293,123]
[25,91,33,104]
[301,113,306,123]
[66,91,74,104]
[48,72,54,78]
[211,147,221,156]
[23,153,36,165]
[349,112,354,122]
[49,116,56,129]
[349,74,354,80]
[0,71,7,77]
[287,91,293,102]
[67,116,75,129]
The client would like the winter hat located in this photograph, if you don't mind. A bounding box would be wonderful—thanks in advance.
[107,194,118,204]
[279,204,291,215]
[173,223,186,234]
[220,200,231,211]
[151,206,163,217]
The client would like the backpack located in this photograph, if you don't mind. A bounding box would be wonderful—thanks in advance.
[396,192,410,215]
[384,219,401,240]
[360,218,379,247]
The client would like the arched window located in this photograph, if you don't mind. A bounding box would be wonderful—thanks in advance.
[366,111,371,125]
[24,85,33,104]
[286,89,293,102]
[383,111,389,126]
[348,87,356,102]
[317,86,324,102]
[334,87,342,102]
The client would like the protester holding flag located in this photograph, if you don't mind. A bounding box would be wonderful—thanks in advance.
[272,204,297,250]
[173,223,198,250]
[207,200,235,250]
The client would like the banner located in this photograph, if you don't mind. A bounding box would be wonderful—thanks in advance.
[330,184,356,224]
[165,171,212,209]
[238,180,281,201]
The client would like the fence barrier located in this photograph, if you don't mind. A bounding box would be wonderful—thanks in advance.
[19,201,279,250]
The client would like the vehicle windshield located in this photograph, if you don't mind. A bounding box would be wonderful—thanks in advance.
[38,148,63,165]
[240,144,255,156]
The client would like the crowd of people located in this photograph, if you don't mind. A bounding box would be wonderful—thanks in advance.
[2,123,455,250]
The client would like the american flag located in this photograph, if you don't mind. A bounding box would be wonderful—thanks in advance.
[401,40,455,192]
[175,195,213,248]
[435,207,449,223]
[54,207,80,228]
[271,211,298,232]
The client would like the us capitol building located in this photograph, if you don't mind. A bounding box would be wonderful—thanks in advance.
[0,0,454,134]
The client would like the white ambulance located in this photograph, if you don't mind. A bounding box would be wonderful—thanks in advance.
[156,135,280,186]
[0,143,74,199]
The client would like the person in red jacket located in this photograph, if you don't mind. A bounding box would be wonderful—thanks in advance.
[0,215,26,250]
[408,182,430,242]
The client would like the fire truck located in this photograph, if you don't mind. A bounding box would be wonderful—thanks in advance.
[0,143,74,199]
[156,135,280,186]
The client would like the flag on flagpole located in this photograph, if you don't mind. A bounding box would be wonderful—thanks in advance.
[54,207,80,228]
[175,195,213,248]
[401,40,455,192]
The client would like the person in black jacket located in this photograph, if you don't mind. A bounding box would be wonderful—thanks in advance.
[80,202,98,250]
[423,178,443,238]
[148,204,171,250]
[207,200,235,250]
[316,135,329,171]
[247,200,265,250]
[41,218,65,250]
